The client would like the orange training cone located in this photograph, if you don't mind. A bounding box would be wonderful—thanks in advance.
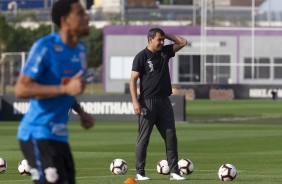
[123,177,138,184]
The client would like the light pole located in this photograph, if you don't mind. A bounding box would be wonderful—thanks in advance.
[200,0,207,83]
[51,0,55,33]
[193,0,196,25]
[120,0,127,23]
[252,0,255,78]
[44,0,48,9]
[268,0,272,26]
[251,0,255,79]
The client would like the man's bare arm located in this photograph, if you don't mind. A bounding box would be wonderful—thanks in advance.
[165,34,188,53]
[73,101,95,129]
[15,74,64,99]
[130,71,141,116]
[15,71,85,99]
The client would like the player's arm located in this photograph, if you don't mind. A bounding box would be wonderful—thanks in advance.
[165,34,188,53]
[130,71,141,116]
[15,74,63,99]
[73,101,94,129]
[15,71,85,99]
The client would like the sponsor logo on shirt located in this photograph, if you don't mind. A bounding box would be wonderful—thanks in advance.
[50,122,68,136]
[71,55,80,62]
[63,70,74,74]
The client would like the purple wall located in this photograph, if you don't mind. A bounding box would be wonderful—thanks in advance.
[104,25,282,36]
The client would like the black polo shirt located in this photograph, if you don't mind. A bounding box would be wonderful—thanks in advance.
[132,44,175,100]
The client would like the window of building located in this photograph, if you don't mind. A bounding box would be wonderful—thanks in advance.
[244,57,270,79]
[109,56,133,79]
[274,58,282,79]
[256,58,270,79]
[206,55,230,83]
[244,58,253,79]
[178,55,201,82]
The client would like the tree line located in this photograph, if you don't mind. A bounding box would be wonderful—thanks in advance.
[0,13,102,68]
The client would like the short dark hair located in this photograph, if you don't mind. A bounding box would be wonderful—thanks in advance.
[147,28,165,40]
[51,0,79,27]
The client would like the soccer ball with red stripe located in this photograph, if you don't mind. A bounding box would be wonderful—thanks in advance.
[110,158,128,175]
[178,158,194,175]
[18,159,31,176]
[0,158,7,173]
[157,160,170,175]
[218,164,237,181]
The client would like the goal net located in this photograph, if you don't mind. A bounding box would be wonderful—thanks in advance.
[0,52,27,94]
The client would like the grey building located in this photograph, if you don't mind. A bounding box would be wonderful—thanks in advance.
[103,25,282,93]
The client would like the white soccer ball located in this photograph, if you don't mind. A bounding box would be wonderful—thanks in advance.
[18,159,31,176]
[110,158,128,175]
[178,158,194,175]
[157,160,170,175]
[218,163,237,181]
[0,158,7,173]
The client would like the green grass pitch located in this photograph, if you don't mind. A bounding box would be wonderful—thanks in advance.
[0,99,282,184]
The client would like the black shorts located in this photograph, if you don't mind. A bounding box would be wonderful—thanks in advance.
[19,139,75,184]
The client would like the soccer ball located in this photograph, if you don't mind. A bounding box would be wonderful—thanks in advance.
[178,158,194,175]
[157,160,170,175]
[218,164,237,181]
[110,158,128,175]
[0,158,7,173]
[18,159,31,176]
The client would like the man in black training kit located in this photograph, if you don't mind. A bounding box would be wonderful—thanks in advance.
[130,28,188,180]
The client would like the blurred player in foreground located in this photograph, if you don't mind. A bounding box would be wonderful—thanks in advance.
[130,28,188,180]
[15,0,94,183]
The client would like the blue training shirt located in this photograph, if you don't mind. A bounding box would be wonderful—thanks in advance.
[17,32,87,143]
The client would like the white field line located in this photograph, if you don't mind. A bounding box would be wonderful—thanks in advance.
[0,180,31,183]
[187,115,282,123]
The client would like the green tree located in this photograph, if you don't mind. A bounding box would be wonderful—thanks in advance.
[8,27,33,52]
[6,10,51,52]
[83,27,103,68]
[11,11,37,24]
[0,14,11,95]
[6,21,103,68]
[7,24,51,52]
[0,14,11,52]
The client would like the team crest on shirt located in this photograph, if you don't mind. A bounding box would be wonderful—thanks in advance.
[50,122,68,136]
[147,60,154,72]
[53,44,63,52]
